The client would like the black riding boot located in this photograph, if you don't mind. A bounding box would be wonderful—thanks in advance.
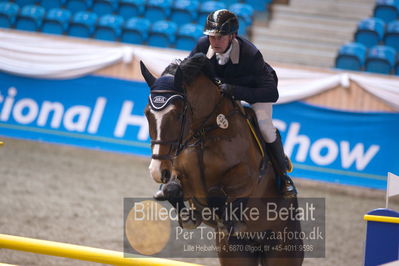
[266,130,297,198]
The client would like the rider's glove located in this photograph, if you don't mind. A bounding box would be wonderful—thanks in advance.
[219,83,235,99]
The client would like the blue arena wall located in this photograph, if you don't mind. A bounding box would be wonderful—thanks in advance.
[0,72,398,189]
[0,72,151,156]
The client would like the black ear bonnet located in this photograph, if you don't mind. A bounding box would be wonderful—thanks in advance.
[149,75,184,111]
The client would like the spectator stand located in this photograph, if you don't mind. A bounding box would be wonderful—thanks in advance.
[335,42,367,71]
[365,45,396,74]
[15,5,45,32]
[93,13,123,41]
[0,2,19,28]
[68,10,98,38]
[41,8,71,35]
[121,17,150,44]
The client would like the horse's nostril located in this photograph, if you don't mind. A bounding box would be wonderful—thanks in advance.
[161,170,171,183]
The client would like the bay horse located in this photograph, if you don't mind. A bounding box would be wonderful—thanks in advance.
[142,53,303,266]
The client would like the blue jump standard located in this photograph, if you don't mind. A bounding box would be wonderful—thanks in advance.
[364,208,399,266]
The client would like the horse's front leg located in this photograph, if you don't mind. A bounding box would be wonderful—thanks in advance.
[177,202,203,229]
[163,176,202,229]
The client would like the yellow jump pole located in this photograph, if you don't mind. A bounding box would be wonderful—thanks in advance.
[0,234,202,266]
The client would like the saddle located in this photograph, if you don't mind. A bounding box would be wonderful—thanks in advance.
[243,106,266,157]
[236,102,270,178]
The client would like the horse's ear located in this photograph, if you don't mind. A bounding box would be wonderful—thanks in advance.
[174,66,184,92]
[140,61,156,88]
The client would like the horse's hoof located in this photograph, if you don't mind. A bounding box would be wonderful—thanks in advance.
[179,218,201,229]
[231,222,247,237]
[178,210,202,229]
[217,221,229,236]
[153,189,167,201]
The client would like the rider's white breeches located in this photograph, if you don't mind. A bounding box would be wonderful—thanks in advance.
[251,102,276,143]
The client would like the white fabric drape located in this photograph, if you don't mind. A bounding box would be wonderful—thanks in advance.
[0,31,134,79]
[133,46,188,75]
[350,74,399,110]
[1,30,398,110]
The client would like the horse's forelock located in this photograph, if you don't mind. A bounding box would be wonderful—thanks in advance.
[162,61,179,76]
[162,54,215,85]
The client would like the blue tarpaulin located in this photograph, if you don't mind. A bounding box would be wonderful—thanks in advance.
[0,72,398,189]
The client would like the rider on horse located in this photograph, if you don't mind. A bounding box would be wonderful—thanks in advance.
[154,9,297,199]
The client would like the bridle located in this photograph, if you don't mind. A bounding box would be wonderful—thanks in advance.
[148,89,189,161]
[148,85,227,204]
[148,82,230,161]
[148,76,244,209]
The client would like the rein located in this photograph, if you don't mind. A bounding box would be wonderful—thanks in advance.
[175,93,241,204]
[176,79,240,153]
[149,87,239,160]
[176,95,224,154]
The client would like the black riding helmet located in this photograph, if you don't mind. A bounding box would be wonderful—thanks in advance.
[203,9,239,36]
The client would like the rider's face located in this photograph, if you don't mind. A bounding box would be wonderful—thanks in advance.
[208,34,233,53]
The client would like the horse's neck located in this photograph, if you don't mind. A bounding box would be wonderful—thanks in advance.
[181,75,280,202]
[186,76,220,127]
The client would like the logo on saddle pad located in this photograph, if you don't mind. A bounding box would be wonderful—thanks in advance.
[216,114,229,129]
[149,93,184,111]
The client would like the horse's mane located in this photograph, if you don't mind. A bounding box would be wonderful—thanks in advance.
[162,53,215,84]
